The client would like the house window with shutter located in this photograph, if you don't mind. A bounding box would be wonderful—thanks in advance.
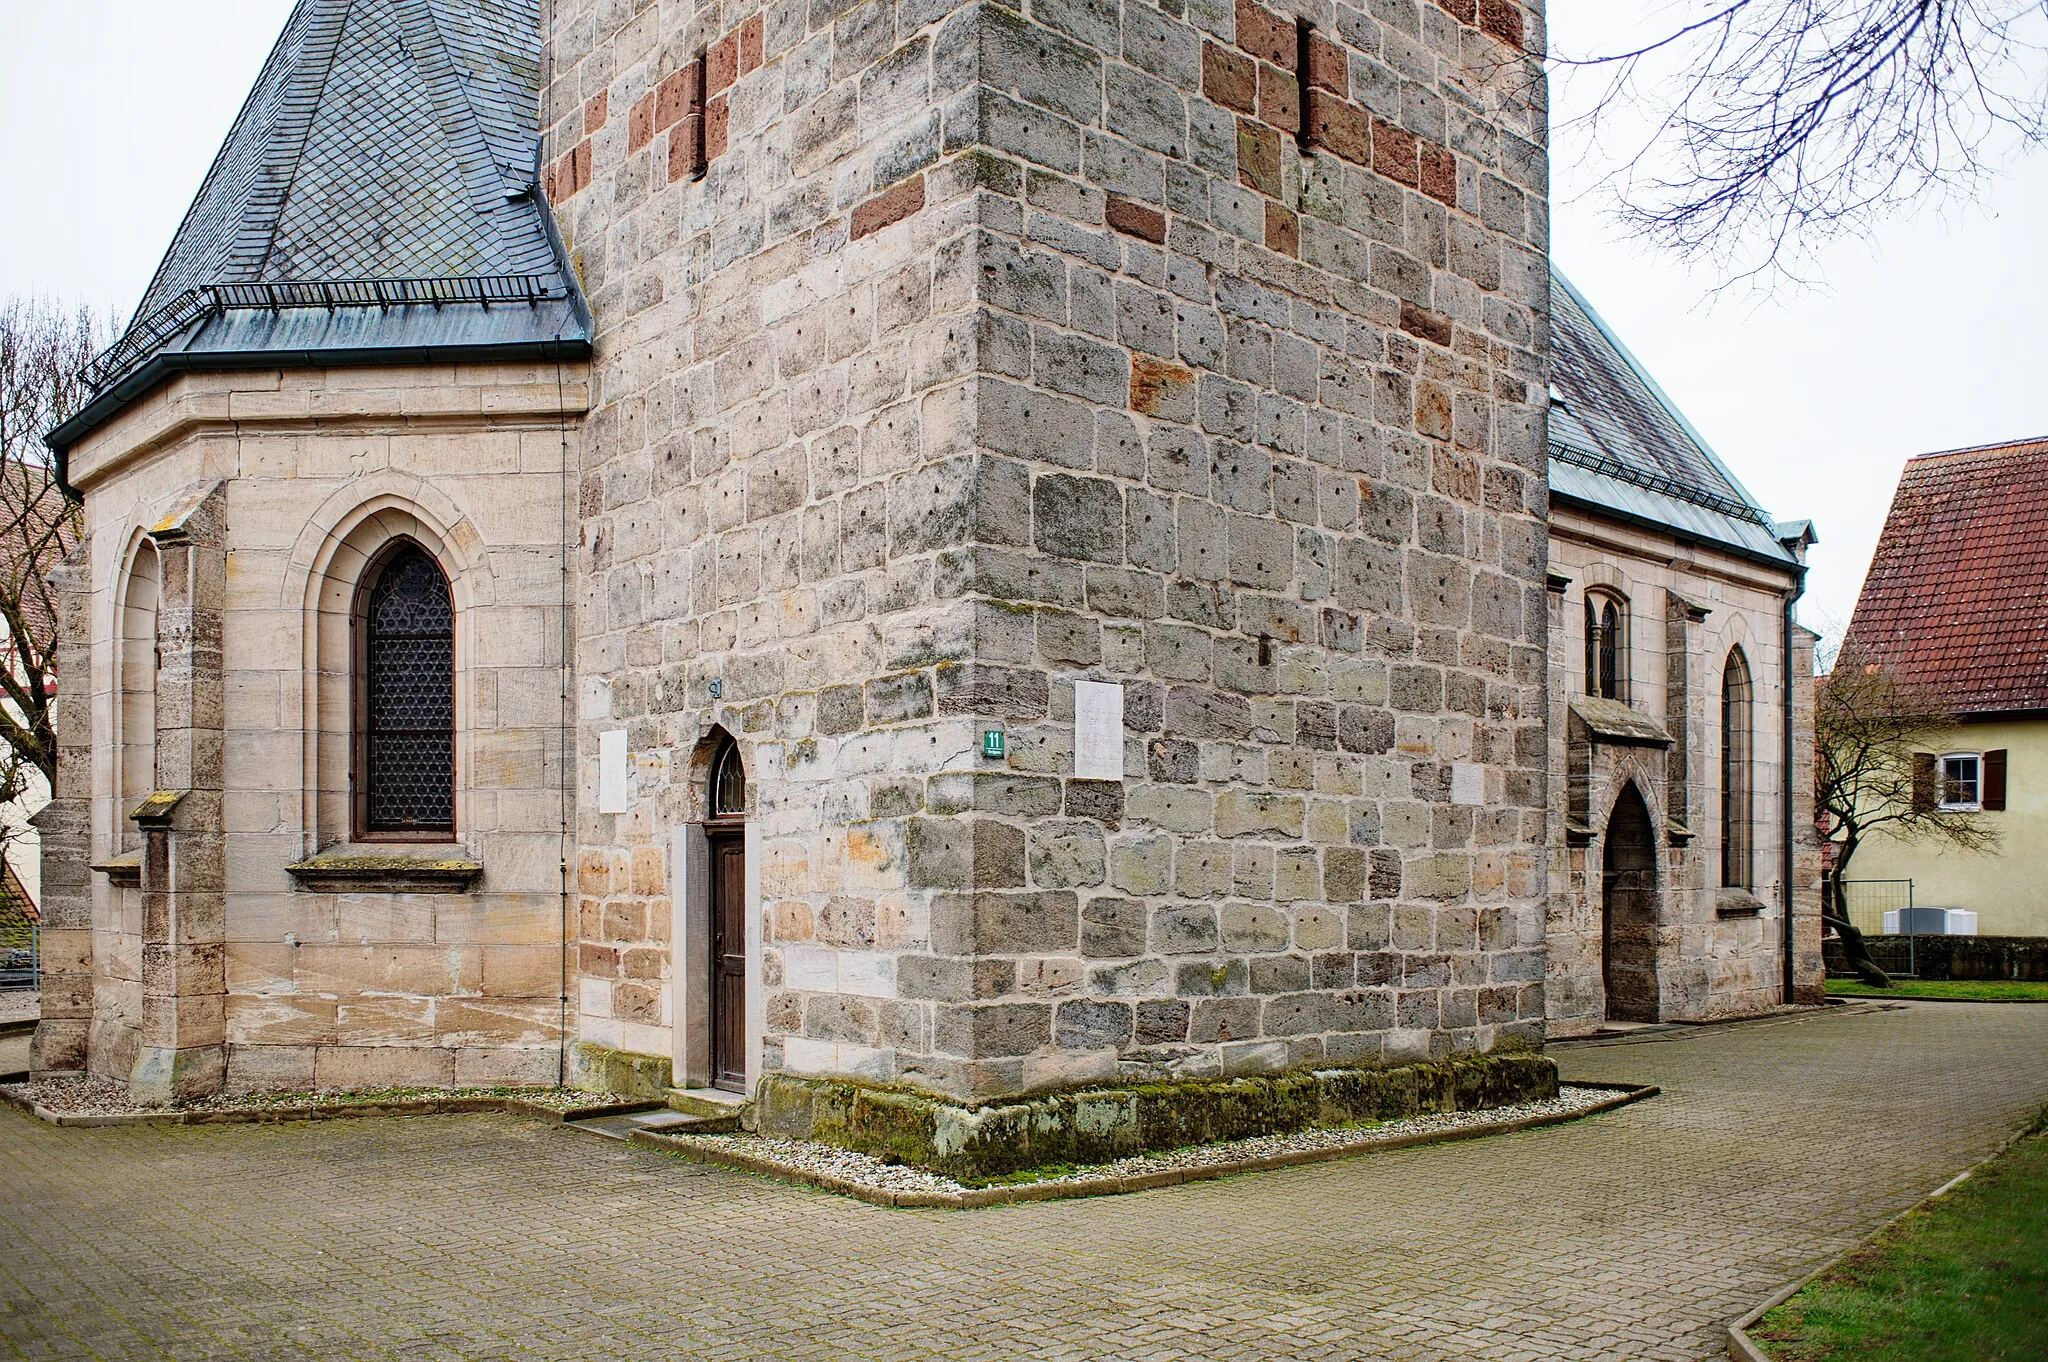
[1938,752,1981,810]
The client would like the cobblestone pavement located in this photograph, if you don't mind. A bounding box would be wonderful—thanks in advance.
[3,1001,2044,1361]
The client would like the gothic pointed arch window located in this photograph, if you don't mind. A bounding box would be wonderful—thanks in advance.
[1584,590,1628,701]
[709,737,746,820]
[354,540,455,839]
[1721,647,1754,888]
[118,541,161,851]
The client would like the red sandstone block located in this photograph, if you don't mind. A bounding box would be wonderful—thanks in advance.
[1258,61,1299,135]
[556,140,593,199]
[1234,0,1295,69]
[706,95,729,159]
[584,90,609,135]
[1419,141,1457,206]
[1437,0,1477,22]
[1305,89,1370,166]
[1478,0,1523,47]
[1237,117,1282,197]
[1415,381,1453,440]
[657,62,701,131]
[1306,32,1347,95]
[1130,355,1195,415]
[1399,301,1452,347]
[852,174,926,239]
[668,117,704,181]
[707,33,739,95]
[1203,40,1256,114]
[1106,194,1167,242]
[1374,119,1419,186]
[740,13,764,73]
[1264,202,1299,256]
[629,91,656,152]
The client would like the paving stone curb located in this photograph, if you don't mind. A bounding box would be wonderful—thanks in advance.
[1723,1123,2037,1361]
[629,1082,1660,1210]
[1546,1003,1867,1051]
[0,1088,664,1129]
[1825,994,2048,1005]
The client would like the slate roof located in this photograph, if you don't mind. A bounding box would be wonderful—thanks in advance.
[48,0,587,456]
[1843,438,2048,715]
[1547,270,1803,569]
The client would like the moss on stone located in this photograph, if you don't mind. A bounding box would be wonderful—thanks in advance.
[758,1053,1558,1181]
[567,1041,672,1101]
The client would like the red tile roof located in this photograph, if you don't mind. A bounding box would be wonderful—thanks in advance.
[1845,437,2048,714]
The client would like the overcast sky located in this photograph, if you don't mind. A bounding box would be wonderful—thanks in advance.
[3,0,2042,643]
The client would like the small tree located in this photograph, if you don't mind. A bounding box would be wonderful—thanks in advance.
[0,298,107,873]
[1814,646,1996,985]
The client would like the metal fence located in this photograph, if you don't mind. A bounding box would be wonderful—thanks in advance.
[0,876,38,991]
[1833,878,1916,976]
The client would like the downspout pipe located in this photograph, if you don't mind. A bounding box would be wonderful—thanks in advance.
[1781,573,1805,1004]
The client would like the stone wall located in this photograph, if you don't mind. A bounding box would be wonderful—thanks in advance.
[1545,503,1822,1033]
[547,0,1552,1101]
[1826,934,2048,983]
[55,364,586,1094]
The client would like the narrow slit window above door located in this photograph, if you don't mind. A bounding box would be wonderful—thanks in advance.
[1584,592,1627,701]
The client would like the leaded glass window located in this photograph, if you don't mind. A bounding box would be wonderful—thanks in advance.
[360,543,454,835]
[1585,593,1626,701]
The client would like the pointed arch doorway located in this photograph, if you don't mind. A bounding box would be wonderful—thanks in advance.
[705,738,748,1092]
[1602,783,1661,1023]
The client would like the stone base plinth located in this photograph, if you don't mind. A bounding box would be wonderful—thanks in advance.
[567,1041,672,1100]
[757,1054,1560,1181]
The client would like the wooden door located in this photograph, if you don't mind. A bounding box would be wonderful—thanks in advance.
[709,830,747,1091]
[1602,784,1661,1023]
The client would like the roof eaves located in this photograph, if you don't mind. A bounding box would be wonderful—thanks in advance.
[1549,474,1806,576]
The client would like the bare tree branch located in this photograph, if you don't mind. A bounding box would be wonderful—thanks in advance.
[0,297,112,856]
[1556,0,2048,282]
[1813,644,1998,984]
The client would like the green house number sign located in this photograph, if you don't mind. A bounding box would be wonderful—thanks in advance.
[982,729,1006,759]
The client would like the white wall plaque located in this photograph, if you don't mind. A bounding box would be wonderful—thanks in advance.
[598,728,629,813]
[1073,680,1125,781]
[1450,761,1485,807]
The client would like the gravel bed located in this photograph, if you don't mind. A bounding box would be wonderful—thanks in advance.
[668,1084,1627,1197]
[0,1074,640,1116]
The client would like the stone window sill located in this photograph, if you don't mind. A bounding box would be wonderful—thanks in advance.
[286,850,482,893]
[1715,888,1767,918]
[91,851,141,888]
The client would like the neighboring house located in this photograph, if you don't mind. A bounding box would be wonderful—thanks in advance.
[1841,437,2048,937]
[1542,274,1825,1033]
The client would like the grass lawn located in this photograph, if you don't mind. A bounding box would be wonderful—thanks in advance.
[1751,1114,2048,1361]
[1826,978,2048,1001]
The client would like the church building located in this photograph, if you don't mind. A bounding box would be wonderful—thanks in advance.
[1542,273,1824,1031]
[32,0,1815,1129]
